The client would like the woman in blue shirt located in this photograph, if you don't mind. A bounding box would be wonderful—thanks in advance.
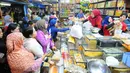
[48,19,70,42]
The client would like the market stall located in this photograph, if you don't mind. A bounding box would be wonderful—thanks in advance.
[45,17,130,73]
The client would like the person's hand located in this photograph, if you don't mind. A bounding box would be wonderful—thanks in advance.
[42,53,47,60]
[52,46,57,51]
[48,35,51,39]
[69,26,72,29]
[49,60,55,65]
[45,35,51,39]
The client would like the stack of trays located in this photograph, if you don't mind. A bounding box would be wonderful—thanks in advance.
[82,44,103,59]
[99,47,126,61]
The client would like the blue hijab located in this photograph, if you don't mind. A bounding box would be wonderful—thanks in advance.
[102,16,110,26]
[47,18,57,32]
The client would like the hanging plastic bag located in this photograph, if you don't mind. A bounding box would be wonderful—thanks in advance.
[70,24,83,39]
[106,56,119,66]
[83,21,93,31]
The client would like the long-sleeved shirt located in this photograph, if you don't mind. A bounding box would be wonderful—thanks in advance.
[36,30,54,53]
[24,38,44,58]
[49,26,69,41]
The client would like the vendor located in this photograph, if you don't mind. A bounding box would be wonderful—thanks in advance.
[120,13,128,32]
[84,9,102,29]
[76,9,85,19]
[102,16,113,36]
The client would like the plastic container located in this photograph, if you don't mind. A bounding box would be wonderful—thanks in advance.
[122,52,130,67]
[85,35,97,49]
[126,56,130,67]
[97,37,122,47]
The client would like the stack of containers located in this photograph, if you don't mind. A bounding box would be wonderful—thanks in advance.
[97,36,125,62]
[85,35,97,49]
[83,35,103,63]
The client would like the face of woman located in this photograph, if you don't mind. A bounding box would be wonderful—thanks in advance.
[32,28,37,38]
[91,12,95,18]
[0,28,3,38]
[108,17,113,23]
[12,26,19,32]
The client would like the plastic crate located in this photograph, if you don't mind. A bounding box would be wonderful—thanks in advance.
[122,52,130,67]
[103,53,123,62]
[97,37,122,47]
[99,47,125,61]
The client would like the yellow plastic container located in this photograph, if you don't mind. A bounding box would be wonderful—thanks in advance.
[85,35,97,49]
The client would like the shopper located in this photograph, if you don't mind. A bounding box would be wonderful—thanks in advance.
[3,23,19,41]
[19,16,29,32]
[28,20,35,27]
[120,13,128,32]
[102,16,113,36]
[4,11,13,30]
[34,19,55,53]
[23,26,44,58]
[0,28,5,53]
[0,8,3,25]
[6,32,46,73]
[76,9,85,19]
[0,28,11,73]
[48,19,70,42]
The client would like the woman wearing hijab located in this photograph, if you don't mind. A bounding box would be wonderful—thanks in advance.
[35,19,55,54]
[3,23,19,41]
[48,19,70,42]
[102,16,113,36]
[4,11,13,30]
[6,32,46,73]
[83,9,102,29]
[88,9,102,29]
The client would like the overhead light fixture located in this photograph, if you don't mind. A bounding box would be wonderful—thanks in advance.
[0,2,11,6]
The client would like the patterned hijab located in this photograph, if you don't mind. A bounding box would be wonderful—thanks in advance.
[6,32,34,73]
[6,32,24,53]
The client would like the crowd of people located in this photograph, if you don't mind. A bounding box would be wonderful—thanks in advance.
[0,9,70,73]
[0,8,130,73]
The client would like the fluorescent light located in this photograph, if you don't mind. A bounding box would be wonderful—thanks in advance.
[0,2,11,6]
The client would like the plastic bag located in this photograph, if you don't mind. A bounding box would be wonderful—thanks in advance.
[83,21,93,31]
[106,56,119,66]
[68,36,75,44]
[70,24,83,39]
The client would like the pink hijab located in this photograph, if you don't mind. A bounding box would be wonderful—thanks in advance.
[6,32,35,73]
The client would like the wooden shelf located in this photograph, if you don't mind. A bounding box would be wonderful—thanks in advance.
[90,1,105,4]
